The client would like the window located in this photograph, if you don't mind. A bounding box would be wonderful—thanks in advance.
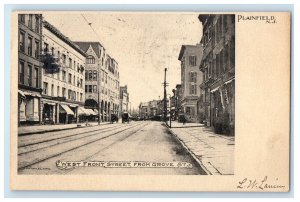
[69,58,72,69]
[93,85,97,93]
[57,51,60,61]
[34,67,38,88]
[189,84,197,95]
[19,61,25,84]
[28,64,32,86]
[51,84,54,96]
[43,82,48,95]
[19,31,25,52]
[87,55,95,64]
[62,54,66,65]
[73,75,75,85]
[28,14,33,29]
[57,69,60,80]
[93,70,97,80]
[89,85,92,93]
[230,38,235,68]
[28,37,33,56]
[85,71,88,80]
[85,85,88,93]
[51,47,54,55]
[35,15,40,33]
[34,41,39,58]
[68,90,71,99]
[189,72,197,83]
[88,70,93,80]
[62,87,66,97]
[80,93,82,101]
[189,56,197,66]
[57,86,60,97]
[68,73,72,84]
[44,42,49,52]
[62,70,66,81]
[20,14,25,23]
[80,79,83,88]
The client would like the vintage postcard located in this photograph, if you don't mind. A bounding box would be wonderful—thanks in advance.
[10,11,290,191]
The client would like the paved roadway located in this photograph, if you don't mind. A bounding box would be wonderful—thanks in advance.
[18,121,206,175]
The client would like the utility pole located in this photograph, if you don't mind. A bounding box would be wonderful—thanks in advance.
[163,68,167,122]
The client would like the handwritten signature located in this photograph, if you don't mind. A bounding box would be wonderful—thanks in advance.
[237,176,285,190]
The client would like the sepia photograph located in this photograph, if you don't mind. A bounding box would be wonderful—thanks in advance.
[16,12,235,175]
[10,10,290,192]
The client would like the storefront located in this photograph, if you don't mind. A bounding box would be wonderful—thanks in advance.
[42,102,56,124]
[59,104,75,124]
[18,90,41,125]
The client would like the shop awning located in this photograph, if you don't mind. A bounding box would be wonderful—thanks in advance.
[60,104,75,115]
[18,90,26,98]
[77,106,87,115]
[93,109,102,116]
[85,108,97,116]
[211,87,219,93]
[224,78,235,85]
[45,102,56,106]
[23,91,41,98]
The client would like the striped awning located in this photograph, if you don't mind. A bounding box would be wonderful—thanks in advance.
[77,106,87,115]
[60,104,75,115]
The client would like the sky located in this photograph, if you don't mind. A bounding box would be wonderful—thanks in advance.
[43,12,203,109]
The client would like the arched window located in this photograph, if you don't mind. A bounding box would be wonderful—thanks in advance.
[87,55,95,64]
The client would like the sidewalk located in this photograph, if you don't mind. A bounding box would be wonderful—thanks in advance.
[18,122,110,136]
[167,121,234,175]
[168,121,205,128]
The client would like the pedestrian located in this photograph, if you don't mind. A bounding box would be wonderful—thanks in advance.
[183,115,186,125]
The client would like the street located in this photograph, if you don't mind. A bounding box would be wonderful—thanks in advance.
[18,121,206,175]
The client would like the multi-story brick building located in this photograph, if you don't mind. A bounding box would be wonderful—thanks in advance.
[41,21,86,124]
[198,14,235,134]
[178,44,204,123]
[75,42,120,122]
[18,14,43,125]
[120,85,129,115]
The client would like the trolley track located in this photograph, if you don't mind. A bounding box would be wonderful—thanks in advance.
[18,124,130,155]
[18,122,148,171]
[18,123,123,147]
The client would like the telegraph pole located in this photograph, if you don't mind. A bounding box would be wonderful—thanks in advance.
[163,68,167,122]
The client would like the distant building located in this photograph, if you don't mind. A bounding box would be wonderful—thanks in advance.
[18,14,43,125]
[178,44,204,122]
[41,21,86,124]
[198,14,235,134]
[120,85,129,115]
[139,102,149,119]
[149,100,159,117]
[75,42,120,122]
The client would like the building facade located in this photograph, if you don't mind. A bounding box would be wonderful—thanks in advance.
[198,14,235,134]
[18,14,43,125]
[41,21,86,124]
[178,44,204,123]
[139,102,149,119]
[75,42,120,122]
[120,85,129,115]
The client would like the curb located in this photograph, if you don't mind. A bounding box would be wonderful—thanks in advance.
[164,123,212,175]
[18,122,110,136]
